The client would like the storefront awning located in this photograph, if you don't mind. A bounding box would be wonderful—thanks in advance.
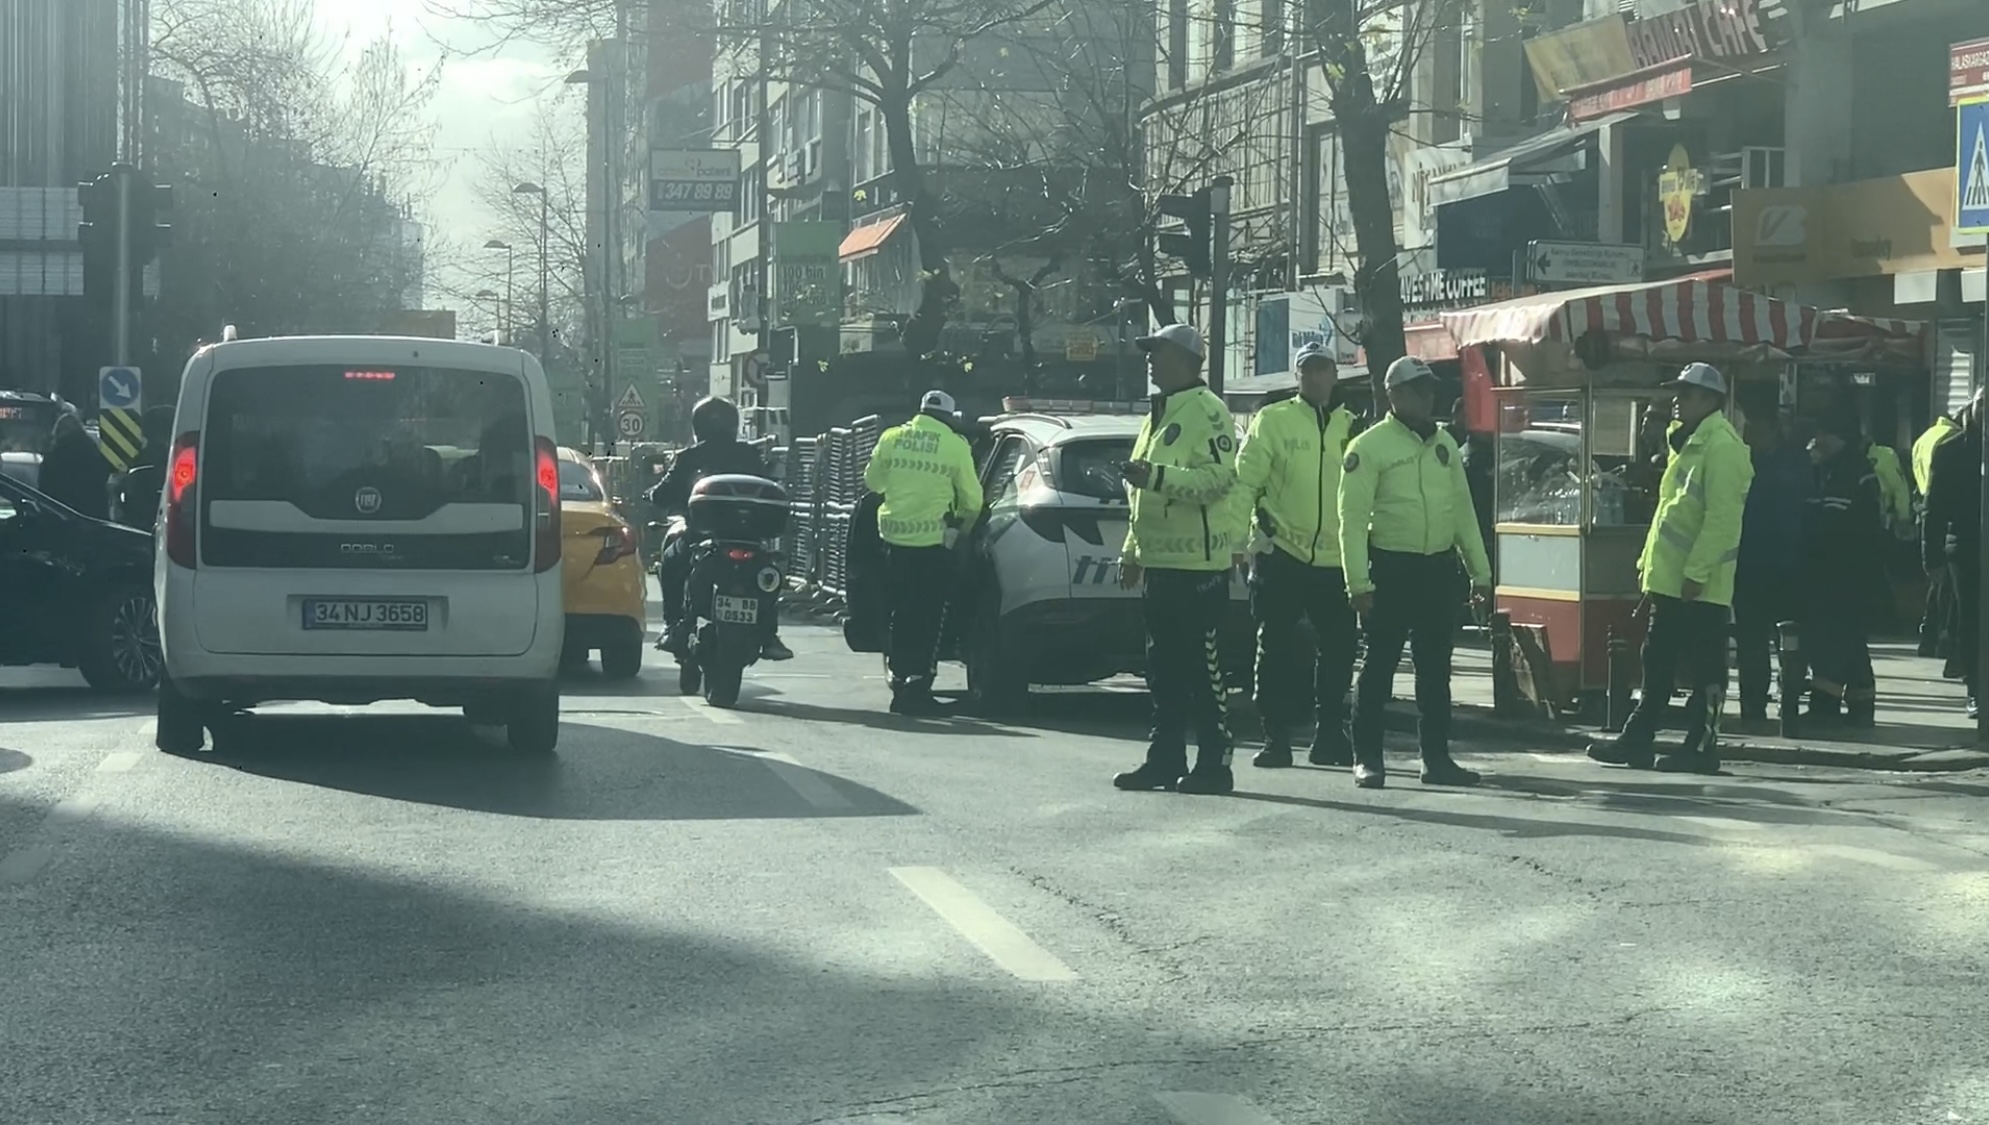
[1438,275,1926,356]
[1427,112,1639,210]
[837,214,907,262]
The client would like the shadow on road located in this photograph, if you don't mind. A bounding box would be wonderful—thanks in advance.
[0,685,154,723]
[750,694,1034,737]
[1228,789,1716,847]
[188,714,918,820]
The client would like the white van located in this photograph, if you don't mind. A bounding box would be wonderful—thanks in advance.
[153,336,567,753]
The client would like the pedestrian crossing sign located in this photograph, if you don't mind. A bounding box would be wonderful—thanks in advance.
[1959,98,1989,234]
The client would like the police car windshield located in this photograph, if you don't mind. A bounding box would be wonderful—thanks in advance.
[1058,438,1135,500]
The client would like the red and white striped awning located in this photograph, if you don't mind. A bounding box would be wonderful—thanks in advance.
[1439,277,1818,351]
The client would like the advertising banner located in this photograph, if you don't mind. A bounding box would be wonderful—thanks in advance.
[773,222,845,327]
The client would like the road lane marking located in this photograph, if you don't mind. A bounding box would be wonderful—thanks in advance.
[1675,815,1764,833]
[676,697,744,725]
[45,794,100,826]
[97,751,141,773]
[758,752,854,810]
[1155,1092,1285,1125]
[1810,844,1939,872]
[888,866,1078,983]
[0,845,54,886]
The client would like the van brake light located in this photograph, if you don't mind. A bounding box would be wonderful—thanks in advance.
[164,431,200,568]
[533,437,561,574]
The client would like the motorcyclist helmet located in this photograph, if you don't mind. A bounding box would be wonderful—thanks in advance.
[690,396,741,444]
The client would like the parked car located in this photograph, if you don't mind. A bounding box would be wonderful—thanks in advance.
[0,472,161,692]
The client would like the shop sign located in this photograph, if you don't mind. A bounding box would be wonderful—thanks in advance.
[1953,38,1989,106]
[1732,168,1977,285]
[1395,141,1475,250]
[1568,63,1693,124]
[772,222,844,328]
[1657,146,1703,246]
[1625,0,1778,72]
[1525,16,1636,101]
[1400,268,1489,310]
[649,149,742,213]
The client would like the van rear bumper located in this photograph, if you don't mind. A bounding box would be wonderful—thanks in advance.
[166,653,560,707]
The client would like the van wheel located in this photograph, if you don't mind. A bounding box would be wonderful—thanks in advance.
[965,599,1028,715]
[601,636,643,681]
[506,685,560,754]
[80,585,163,694]
[156,678,207,755]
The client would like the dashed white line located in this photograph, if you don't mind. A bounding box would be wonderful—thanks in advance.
[45,794,100,826]
[1155,1091,1285,1125]
[676,697,744,725]
[889,866,1079,983]
[757,752,854,810]
[97,751,142,773]
[1809,843,1940,872]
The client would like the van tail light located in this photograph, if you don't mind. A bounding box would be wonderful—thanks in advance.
[595,524,637,565]
[164,430,200,569]
[533,437,561,573]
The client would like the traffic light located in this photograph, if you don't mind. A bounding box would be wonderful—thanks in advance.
[78,173,118,307]
[128,182,173,267]
[1156,189,1214,278]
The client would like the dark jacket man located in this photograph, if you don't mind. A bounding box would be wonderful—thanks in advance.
[39,415,110,520]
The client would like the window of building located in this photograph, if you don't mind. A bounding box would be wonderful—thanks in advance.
[740,164,765,222]
[1214,0,1237,73]
[1168,0,1189,88]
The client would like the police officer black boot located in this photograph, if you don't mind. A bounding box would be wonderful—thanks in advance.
[1307,714,1355,767]
[1251,726,1293,769]
[1351,755,1386,789]
[1419,753,1481,787]
[1114,743,1188,791]
[1586,731,1656,770]
[890,677,945,717]
[1177,746,1235,795]
[1655,687,1724,775]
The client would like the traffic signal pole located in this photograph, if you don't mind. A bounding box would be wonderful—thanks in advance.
[1207,175,1232,395]
[112,163,134,366]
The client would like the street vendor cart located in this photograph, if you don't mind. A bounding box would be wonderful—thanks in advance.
[1438,274,1927,712]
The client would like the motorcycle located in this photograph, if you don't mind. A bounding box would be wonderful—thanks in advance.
[672,473,790,707]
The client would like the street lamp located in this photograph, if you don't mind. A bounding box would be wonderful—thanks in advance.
[512,182,552,372]
[475,289,502,344]
[565,62,620,452]
[484,239,513,345]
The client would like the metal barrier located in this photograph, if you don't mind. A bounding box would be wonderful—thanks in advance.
[782,415,881,607]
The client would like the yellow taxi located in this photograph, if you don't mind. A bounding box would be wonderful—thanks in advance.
[554,446,647,679]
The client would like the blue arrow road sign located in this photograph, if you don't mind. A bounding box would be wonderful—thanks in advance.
[98,365,142,411]
[1960,98,1989,235]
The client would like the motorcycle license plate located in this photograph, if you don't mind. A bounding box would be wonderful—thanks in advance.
[713,595,759,625]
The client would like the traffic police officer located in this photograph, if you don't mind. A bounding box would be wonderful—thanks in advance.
[1588,363,1753,774]
[1111,323,1242,796]
[863,389,983,715]
[1338,356,1491,789]
[1233,341,1359,768]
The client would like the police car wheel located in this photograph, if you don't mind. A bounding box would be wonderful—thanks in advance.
[964,599,1028,714]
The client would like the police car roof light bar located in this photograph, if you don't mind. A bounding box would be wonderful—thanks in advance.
[999,397,1146,416]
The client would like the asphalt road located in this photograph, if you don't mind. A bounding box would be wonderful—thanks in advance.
[3,625,1988,1125]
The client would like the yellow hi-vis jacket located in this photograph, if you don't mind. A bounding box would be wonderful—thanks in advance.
[1912,416,1960,496]
[1336,414,1490,597]
[1232,397,1357,567]
[1867,443,1911,528]
[863,413,983,547]
[1638,411,1753,607]
[1121,383,1239,571]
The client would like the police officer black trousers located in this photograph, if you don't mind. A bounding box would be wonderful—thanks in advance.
[1117,568,1233,792]
[886,544,953,710]
[1804,585,1876,724]
[1350,549,1470,783]
[1602,593,1727,771]
[1733,572,1800,719]
[1250,549,1357,765]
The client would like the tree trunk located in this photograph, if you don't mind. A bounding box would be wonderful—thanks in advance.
[878,92,958,358]
[1317,0,1408,401]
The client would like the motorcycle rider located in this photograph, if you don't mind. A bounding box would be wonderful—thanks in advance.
[649,396,794,661]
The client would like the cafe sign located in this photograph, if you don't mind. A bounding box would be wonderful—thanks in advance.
[1658,146,1703,245]
[1400,268,1490,310]
[1626,0,1780,71]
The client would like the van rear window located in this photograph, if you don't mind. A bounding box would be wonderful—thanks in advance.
[203,365,530,520]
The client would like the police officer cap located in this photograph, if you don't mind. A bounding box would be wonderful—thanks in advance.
[1294,342,1337,369]
[920,389,958,416]
[1135,322,1207,360]
[1383,356,1437,389]
[1667,362,1728,396]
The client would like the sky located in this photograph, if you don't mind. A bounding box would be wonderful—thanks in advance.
[314,1,577,317]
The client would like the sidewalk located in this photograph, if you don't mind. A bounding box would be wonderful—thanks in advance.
[1445,642,1989,773]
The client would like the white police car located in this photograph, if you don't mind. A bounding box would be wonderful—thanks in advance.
[953,398,1253,712]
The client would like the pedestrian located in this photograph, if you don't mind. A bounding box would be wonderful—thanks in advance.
[38,411,111,520]
[114,405,177,530]
[1923,390,1983,718]
[1588,363,1753,774]
[1338,356,1491,789]
[1802,410,1886,726]
[1233,341,1358,769]
[1110,323,1242,795]
[649,396,795,662]
[862,389,983,716]
[1912,407,1966,656]
[1732,406,1811,722]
